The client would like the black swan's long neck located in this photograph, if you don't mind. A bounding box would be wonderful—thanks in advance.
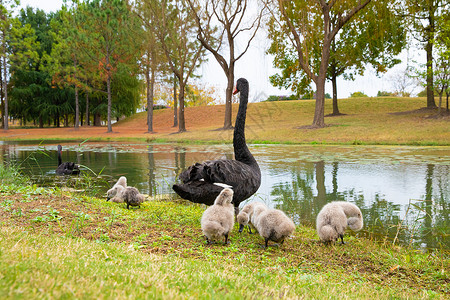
[57,149,62,166]
[233,84,258,168]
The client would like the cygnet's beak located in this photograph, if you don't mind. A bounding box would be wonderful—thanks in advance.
[238,224,245,233]
[106,197,110,201]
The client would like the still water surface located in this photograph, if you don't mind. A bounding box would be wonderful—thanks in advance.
[1,141,449,250]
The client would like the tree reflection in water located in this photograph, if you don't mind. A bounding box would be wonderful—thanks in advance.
[270,161,449,250]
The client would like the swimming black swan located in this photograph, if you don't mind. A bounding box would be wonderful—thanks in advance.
[172,78,261,213]
[55,145,80,175]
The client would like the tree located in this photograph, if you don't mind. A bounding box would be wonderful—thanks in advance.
[134,0,167,133]
[138,0,205,133]
[400,0,450,109]
[433,51,450,114]
[269,1,405,116]
[440,13,450,111]
[187,0,266,129]
[9,8,67,128]
[268,0,371,128]
[389,68,417,97]
[76,0,144,132]
[184,82,218,107]
[0,0,38,130]
[45,7,89,129]
[327,1,405,114]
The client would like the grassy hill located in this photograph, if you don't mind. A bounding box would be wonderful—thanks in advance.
[1,97,449,145]
[115,96,449,145]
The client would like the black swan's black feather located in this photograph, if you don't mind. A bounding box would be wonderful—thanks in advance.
[173,78,261,210]
[56,145,80,175]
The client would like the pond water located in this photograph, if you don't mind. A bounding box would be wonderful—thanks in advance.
[1,141,449,251]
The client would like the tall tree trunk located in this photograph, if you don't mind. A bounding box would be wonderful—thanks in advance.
[438,92,443,115]
[426,39,436,108]
[223,72,234,129]
[313,74,326,127]
[446,92,449,112]
[312,30,333,127]
[94,113,101,126]
[173,74,178,127]
[74,86,79,129]
[331,73,340,115]
[2,53,8,130]
[146,63,154,133]
[178,82,186,132]
[330,38,340,116]
[107,72,112,132]
[425,5,436,109]
[74,59,79,129]
[85,91,90,126]
[39,116,43,128]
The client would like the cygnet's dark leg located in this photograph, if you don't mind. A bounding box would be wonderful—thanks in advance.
[224,233,229,245]
[264,237,269,249]
[247,225,253,234]
[339,234,345,244]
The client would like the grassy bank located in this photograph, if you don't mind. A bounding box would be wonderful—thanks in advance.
[1,97,449,145]
[0,165,448,299]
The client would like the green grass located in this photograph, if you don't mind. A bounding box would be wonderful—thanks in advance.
[0,165,448,299]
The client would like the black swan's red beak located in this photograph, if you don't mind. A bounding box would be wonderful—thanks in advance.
[233,87,239,95]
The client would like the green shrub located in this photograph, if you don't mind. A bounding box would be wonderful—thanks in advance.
[350,91,369,98]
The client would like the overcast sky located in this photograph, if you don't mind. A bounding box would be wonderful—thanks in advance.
[20,0,424,101]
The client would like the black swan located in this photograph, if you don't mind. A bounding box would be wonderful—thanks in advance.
[55,145,80,175]
[172,78,261,213]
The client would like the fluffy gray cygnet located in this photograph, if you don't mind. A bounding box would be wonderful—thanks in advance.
[253,208,296,248]
[237,201,268,234]
[122,186,145,209]
[106,176,128,203]
[201,188,235,245]
[316,201,363,244]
